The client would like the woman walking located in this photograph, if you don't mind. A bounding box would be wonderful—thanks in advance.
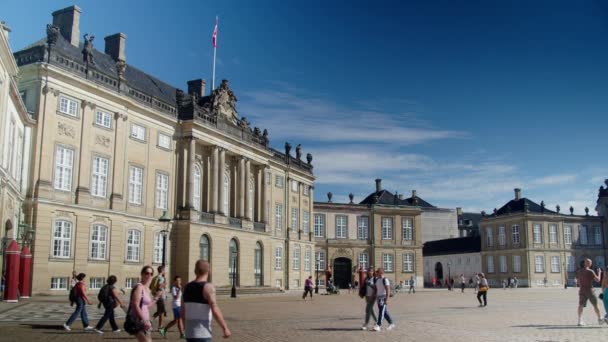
[476,273,489,307]
[63,273,94,331]
[130,266,158,342]
[602,267,608,322]
[94,275,124,333]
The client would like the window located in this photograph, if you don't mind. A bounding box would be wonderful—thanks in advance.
[564,225,573,244]
[291,208,299,232]
[294,279,300,288]
[125,278,138,289]
[512,225,520,245]
[275,175,284,188]
[498,226,506,246]
[402,218,413,241]
[51,277,68,290]
[155,173,169,209]
[131,124,146,141]
[52,220,72,258]
[533,224,543,244]
[315,251,325,271]
[265,172,271,185]
[153,232,164,264]
[513,255,521,273]
[275,204,283,231]
[303,211,310,235]
[249,175,254,219]
[128,166,143,204]
[59,95,79,116]
[359,253,368,270]
[193,166,201,210]
[158,133,171,149]
[90,224,108,260]
[567,255,575,272]
[595,256,605,269]
[199,235,210,261]
[6,120,14,175]
[358,216,369,240]
[382,217,393,240]
[293,245,300,270]
[486,256,494,273]
[594,226,602,245]
[54,146,74,191]
[535,255,544,273]
[383,253,394,272]
[274,247,283,270]
[550,256,560,273]
[91,156,109,197]
[303,185,309,196]
[126,229,141,262]
[486,227,493,247]
[291,180,298,192]
[95,110,112,128]
[336,215,347,238]
[402,253,414,272]
[90,277,105,290]
[304,247,311,271]
[314,215,325,237]
[546,224,557,244]
[223,170,230,214]
[579,225,588,245]
[499,256,507,273]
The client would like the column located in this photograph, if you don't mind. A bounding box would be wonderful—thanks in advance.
[262,167,269,224]
[110,112,128,209]
[218,148,226,215]
[210,146,219,213]
[186,137,195,208]
[244,159,252,221]
[256,167,262,222]
[238,157,246,218]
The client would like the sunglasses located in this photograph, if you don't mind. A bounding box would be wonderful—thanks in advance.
[143,272,154,276]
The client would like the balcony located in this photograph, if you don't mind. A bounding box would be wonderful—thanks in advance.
[229,217,243,229]
[253,222,266,232]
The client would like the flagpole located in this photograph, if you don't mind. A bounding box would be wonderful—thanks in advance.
[212,16,218,94]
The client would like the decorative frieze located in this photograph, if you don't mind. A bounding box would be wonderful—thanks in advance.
[57,122,76,138]
[95,134,111,148]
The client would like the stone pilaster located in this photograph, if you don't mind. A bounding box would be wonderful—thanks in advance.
[218,148,226,215]
[244,159,252,221]
[186,137,195,208]
[238,157,246,218]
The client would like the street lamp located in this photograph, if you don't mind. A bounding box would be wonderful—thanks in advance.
[315,258,320,294]
[447,261,452,290]
[563,261,568,289]
[231,251,238,298]
[158,211,171,267]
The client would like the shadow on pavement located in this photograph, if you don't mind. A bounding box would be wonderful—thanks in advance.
[307,328,364,331]
[21,323,63,330]
[512,324,604,330]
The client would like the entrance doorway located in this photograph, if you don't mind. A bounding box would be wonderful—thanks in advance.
[333,257,352,289]
[435,262,444,284]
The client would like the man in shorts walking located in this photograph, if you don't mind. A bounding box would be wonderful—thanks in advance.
[576,258,604,326]
[372,268,395,332]
[151,265,167,330]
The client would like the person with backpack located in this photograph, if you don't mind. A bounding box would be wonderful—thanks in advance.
[360,268,378,330]
[151,265,167,330]
[94,275,125,334]
[372,268,395,331]
[63,273,94,331]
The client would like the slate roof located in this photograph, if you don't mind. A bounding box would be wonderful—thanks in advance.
[423,236,481,256]
[359,189,436,208]
[494,198,555,216]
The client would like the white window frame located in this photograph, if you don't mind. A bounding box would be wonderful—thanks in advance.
[303,211,310,235]
[335,215,347,239]
[315,251,325,271]
[153,232,164,264]
[383,253,394,272]
[89,224,108,260]
[402,217,413,241]
[564,225,572,245]
[499,255,507,273]
[89,277,105,290]
[594,226,602,245]
[275,203,283,231]
[550,256,560,273]
[126,229,141,262]
[359,253,368,270]
[193,165,201,210]
[382,217,393,240]
[274,247,283,270]
[155,172,169,209]
[486,256,495,273]
[158,133,171,150]
[579,225,588,245]
[357,216,369,240]
[91,156,109,197]
[304,247,311,271]
[303,185,309,196]
[549,224,558,244]
[52,220,72,258]
[275,175,284,188]
[533,224,543,244]
[58,95,79,117]
[513,255,521,273]
[95,109,112,128]
[293,245,300,270]
[291,208,299,232]
[402,253,414,272]
[567,255,575,272]
[291,179,298,192]
[314,214,325,237]
[51,277,68,290]
[486,227,493,247]
[54,146,74,191]
[512,225,520,245]
[535,255,544,273]
[130,123,146,141]
[125,278,138,289]
[128,166,143,205]
[498,226,506,246]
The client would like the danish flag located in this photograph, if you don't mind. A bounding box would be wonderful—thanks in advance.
[212,17,218,48]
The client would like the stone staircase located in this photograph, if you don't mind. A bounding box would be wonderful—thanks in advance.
[215,286,284,297]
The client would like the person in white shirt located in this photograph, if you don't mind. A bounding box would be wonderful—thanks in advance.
[159,276,184,338]
[372,268,395,332]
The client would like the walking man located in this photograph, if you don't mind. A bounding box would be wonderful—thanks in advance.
[460,274,466,293]
[408,275,416,294]
[361,268,377,330]
[182,260,231,341]
[303,276,313,301]
[576,258,604,326]
[372,268,395,331]
[151,265,167,329]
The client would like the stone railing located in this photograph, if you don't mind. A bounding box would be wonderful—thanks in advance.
[229,217,242,229]
[253,222,266,232]
[200,212,215,224]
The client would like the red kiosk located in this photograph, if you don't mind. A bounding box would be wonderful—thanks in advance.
[3,240,20,302]
[358,265,365,290]
[18,245,32,298]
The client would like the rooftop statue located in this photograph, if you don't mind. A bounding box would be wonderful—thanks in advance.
[212,79,238,125]
[82,33,95,65]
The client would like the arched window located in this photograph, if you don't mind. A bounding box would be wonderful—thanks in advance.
[254,242,263,286]
[193,165,201,210]
[223,168,230,215]
[249,175,255,219]
[229,239,238,286]
[199,235,210,261]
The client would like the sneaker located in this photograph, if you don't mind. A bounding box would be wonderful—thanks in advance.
[387,324,395,331]
[159,328,166,337]
[599,319,605,325]
[180,335,186,340]
[361,326,368,330]
[372,325,381,331]
[62,323,71,331]
[112,329,122,333]
[478,304,484,307]
[94,329,103,334]
[84,326,94,331]
[578,319,585,327]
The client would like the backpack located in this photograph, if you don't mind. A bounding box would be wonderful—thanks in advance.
[68,283,78,306]
[150,275,160,295]
[98,284,113,306]
[358,284,366,298]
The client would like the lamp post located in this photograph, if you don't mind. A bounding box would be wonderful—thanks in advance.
[563,261,568,289]
[158,211,171,267]
[447,261,452,291]
[315,258,320,294]
[231,251,238,298]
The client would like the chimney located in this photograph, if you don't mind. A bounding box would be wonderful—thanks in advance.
[0,21,11,41]
[456,207,463,216]
[104,33,127,62]
[398,194,404,200]
[187,79,206,98]
[412,190,417,198]
[52,5,81,47]
[514,188,522,200]
[375,179,382,192]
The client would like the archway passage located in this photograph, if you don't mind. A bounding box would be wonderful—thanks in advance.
[435,262,444,283]
[333,257,352,289]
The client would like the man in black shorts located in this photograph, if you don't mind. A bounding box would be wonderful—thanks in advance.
[576,258,603,326]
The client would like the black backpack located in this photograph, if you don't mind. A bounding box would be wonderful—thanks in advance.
[97,284,113,306]
[68,284,78,306]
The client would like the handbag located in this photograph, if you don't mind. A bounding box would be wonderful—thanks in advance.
[124,286,144,335]
[478,286,488,292]
[600,293,604,300]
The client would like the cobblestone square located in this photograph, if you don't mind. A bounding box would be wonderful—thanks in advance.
[0,288,606,341]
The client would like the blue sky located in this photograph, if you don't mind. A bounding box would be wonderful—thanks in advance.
[3,0,608,214]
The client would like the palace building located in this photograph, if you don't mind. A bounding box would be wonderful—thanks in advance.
[13,6,315,295]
